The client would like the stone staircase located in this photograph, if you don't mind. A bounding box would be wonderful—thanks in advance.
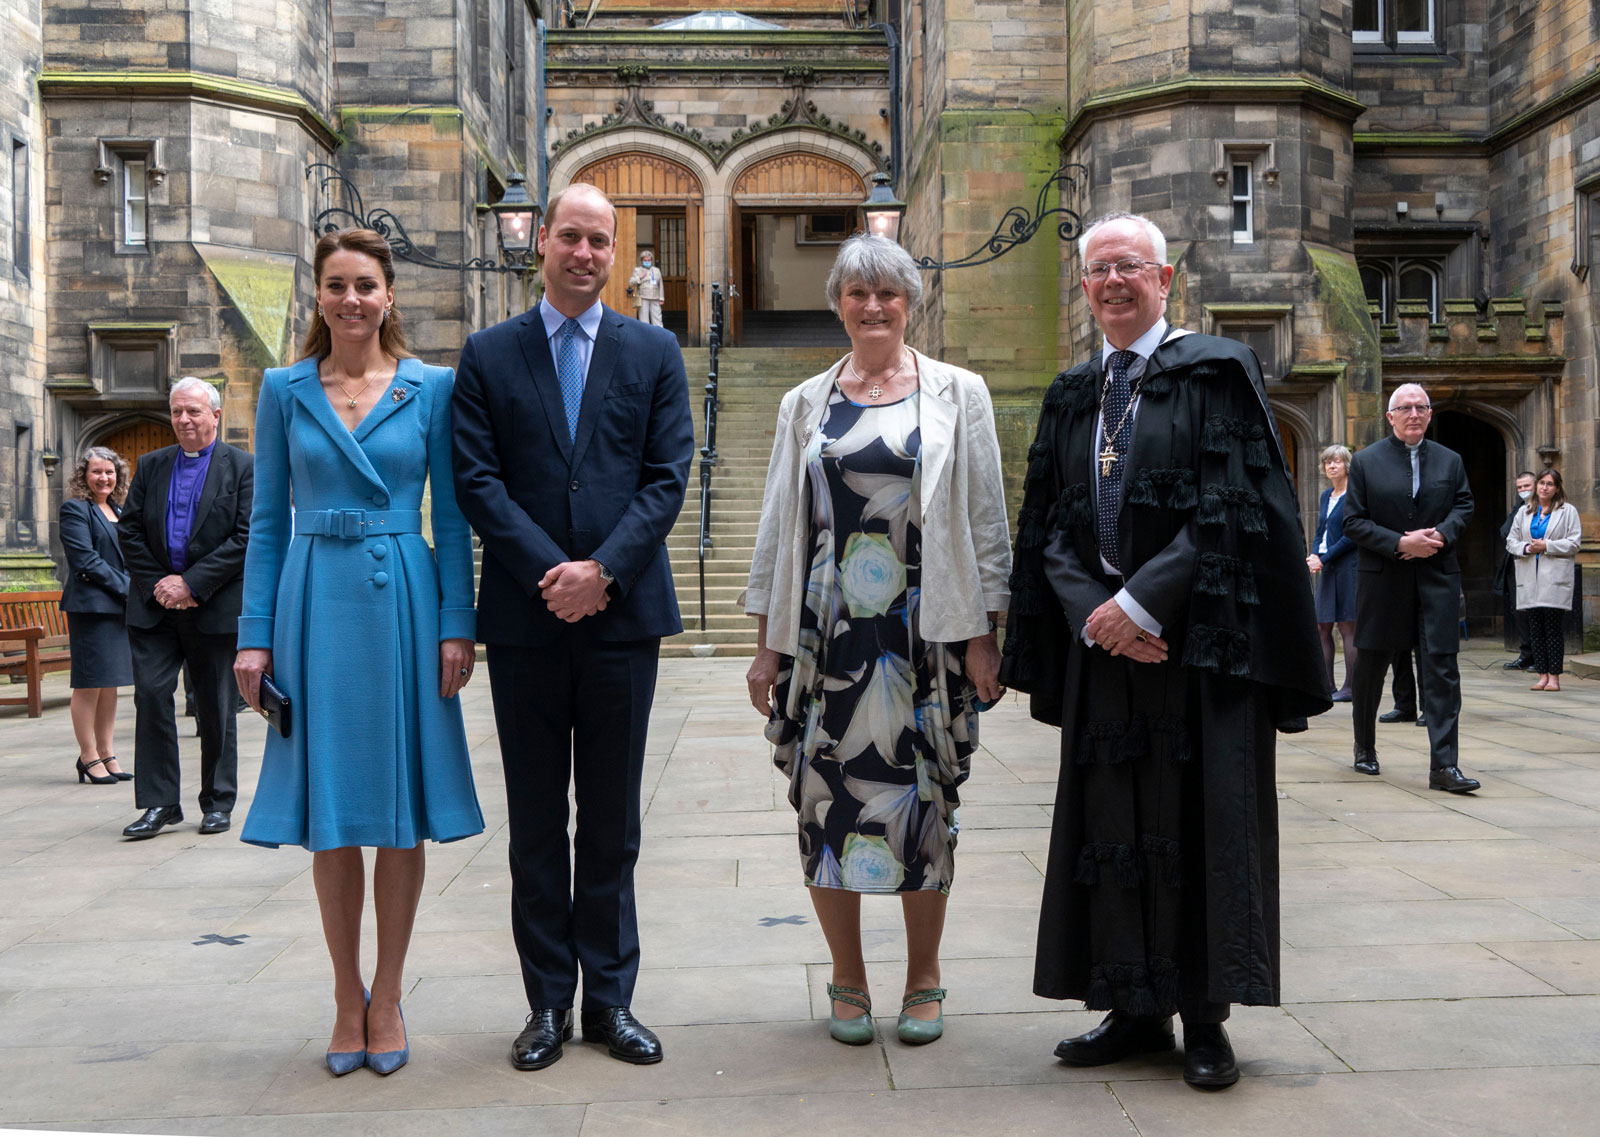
[661,346,843,658]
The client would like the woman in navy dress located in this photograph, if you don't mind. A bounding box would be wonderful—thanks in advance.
[234,229,482,1076]
[1306,444,1356,701]
[60,446,135,784]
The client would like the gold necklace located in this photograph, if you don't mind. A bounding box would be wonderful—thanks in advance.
[330,368,383,409]
[846,351,910,401]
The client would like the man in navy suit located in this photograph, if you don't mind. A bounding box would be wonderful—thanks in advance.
[452,182,693,1070]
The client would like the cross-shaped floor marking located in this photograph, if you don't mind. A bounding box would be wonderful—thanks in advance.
[192,933,251,947]
[758,915,808,927]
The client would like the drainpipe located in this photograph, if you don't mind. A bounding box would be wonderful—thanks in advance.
[871,21,902,186]
[535,17,549,208]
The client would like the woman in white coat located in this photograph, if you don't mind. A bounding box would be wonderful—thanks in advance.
[1506,468,1582,692]
[744,234,1011,1046]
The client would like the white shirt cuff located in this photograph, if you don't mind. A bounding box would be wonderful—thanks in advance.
[1078,589,1164,646]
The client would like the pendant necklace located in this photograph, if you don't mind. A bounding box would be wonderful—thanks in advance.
[332,369,382,409]
[847,351,908,402]
[1097,371,1143,479]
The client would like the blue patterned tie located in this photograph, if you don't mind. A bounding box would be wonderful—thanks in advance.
[556,317,583,442]
[1096,349,1138,574]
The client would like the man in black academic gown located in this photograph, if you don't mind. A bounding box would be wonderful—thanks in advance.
[1343,383,1479,794]
[1001,212,1328,1090]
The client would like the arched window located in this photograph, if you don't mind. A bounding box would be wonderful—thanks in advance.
[1397,263,1439,321]
[1360,264,1389,320]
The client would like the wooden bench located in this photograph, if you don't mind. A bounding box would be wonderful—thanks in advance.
[0,590,72,718]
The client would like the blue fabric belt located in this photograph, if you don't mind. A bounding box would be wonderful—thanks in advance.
[293,509,423,539]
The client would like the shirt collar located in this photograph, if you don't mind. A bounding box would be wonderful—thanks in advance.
[540,297,604,342]
[1101,319,1170,367]
[179,439,217,461]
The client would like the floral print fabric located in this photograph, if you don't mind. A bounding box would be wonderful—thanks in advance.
[766,386,977,894]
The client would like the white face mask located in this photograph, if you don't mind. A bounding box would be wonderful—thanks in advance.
[1518,490,1532,502]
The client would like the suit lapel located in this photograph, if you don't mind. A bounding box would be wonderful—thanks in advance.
[570,307,624,472]
[353,357,421,443]
[145,448,178,571]
[514,313,573,465]
[914,351,958,527]
[285,358,388,493]
[192,444,227,544]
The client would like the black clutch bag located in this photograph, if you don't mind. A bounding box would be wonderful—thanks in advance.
[259,674,292,739]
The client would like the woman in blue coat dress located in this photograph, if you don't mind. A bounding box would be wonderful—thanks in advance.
[1306,444,1357,701]
[234,229,483,1077]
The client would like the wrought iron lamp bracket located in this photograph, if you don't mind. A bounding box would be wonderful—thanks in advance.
[306,164,535,276]
[912,162,1090,272]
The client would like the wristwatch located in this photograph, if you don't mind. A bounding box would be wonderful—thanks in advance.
[594,560,615,586]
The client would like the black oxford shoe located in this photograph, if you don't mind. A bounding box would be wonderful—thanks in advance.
[1054,1011,1175,1066]
[581,1007,663,1064]
[1429,766,1481,794]
[122,805,183,839]
[511,1008,573,1070]
[1504,655,1531,670]
[1182,1022,1239,1089]
[1353,749,1380,776]
[198,811,231,834]
[1377,708,1417,724]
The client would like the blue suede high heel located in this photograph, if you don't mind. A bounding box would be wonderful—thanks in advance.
[325,988,370,1077]
[365,1001,408,1075]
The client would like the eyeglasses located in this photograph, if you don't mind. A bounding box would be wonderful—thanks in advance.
[1084,259,1159,280]
[1390,404,1432,416]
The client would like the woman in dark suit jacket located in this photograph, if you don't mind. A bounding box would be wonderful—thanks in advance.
[60,446,135,784]
[1306,444,1357,701]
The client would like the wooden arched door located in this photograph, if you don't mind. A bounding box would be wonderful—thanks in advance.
[93,418,172,479]
[572,153,705,342]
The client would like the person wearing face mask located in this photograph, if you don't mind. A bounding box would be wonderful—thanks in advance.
[1506,468,1582,692]
[1496,471,1538,670]
[626,250,665,327]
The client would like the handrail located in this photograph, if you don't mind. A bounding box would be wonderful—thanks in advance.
[698,282,723,632]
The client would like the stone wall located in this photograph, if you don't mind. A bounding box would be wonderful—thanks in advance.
[0,0,50,581]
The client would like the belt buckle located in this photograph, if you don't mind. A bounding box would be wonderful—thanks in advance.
[338,509,367,539]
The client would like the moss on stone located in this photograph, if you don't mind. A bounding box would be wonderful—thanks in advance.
[198,250,296,367]
[1305,244,1383,445]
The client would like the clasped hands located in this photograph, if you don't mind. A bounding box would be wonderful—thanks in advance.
[1397,528,1444,560]
[154,574,196,609]
[1085,598,1168,663]
[539,560,610,623]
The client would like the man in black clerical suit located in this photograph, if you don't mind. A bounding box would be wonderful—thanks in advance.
[1001,212,1328,1090]
[452,183,693,1070]
[1343,383,1479,793]
[118,377,253,838]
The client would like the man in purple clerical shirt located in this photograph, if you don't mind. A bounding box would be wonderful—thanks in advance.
[117,378,254,839]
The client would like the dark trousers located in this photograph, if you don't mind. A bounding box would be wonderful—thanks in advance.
[1353,646,1461,770]
[1527,607,1566,675]
[129,613,238,812]
[1388,648,1416,713]
[487,636,659,1012]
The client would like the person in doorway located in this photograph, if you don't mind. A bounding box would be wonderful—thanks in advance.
[1496,470,1538,669]
[1506,468,1581,692]
[627,250,665,327]
[744,233,1011,1048]
[1307,444,1357,701]
[60,446,135,784]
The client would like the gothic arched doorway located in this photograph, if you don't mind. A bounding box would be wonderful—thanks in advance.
[728,151,866,346]
[572,152,705,344]
[1429,410,1507,635]
[92,416,172,480]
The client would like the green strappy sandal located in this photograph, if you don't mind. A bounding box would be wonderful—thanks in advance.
[897,987,946,1044]
[826,982,875,1045]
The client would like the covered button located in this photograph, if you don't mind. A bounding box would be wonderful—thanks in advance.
[373,571,389,587]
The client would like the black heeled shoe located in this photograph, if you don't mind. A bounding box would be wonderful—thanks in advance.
[76,756,117,785]
[104,756,133,782]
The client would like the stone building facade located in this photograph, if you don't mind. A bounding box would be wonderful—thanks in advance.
[1,1,1596,636]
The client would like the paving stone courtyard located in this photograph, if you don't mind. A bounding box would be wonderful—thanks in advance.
[2,646,1598,1136]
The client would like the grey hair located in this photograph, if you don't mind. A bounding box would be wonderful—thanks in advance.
[1386,383,1429,412]
[1318,444,1352,468]
[169,376,221,411]
[824,234,924,313]
[1078,211,1168,267]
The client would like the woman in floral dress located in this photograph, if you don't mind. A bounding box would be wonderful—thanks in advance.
[744,235,1012,1045]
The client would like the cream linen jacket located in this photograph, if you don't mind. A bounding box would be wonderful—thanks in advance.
[1505,501,1582,610]
[743,348,1011,652]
